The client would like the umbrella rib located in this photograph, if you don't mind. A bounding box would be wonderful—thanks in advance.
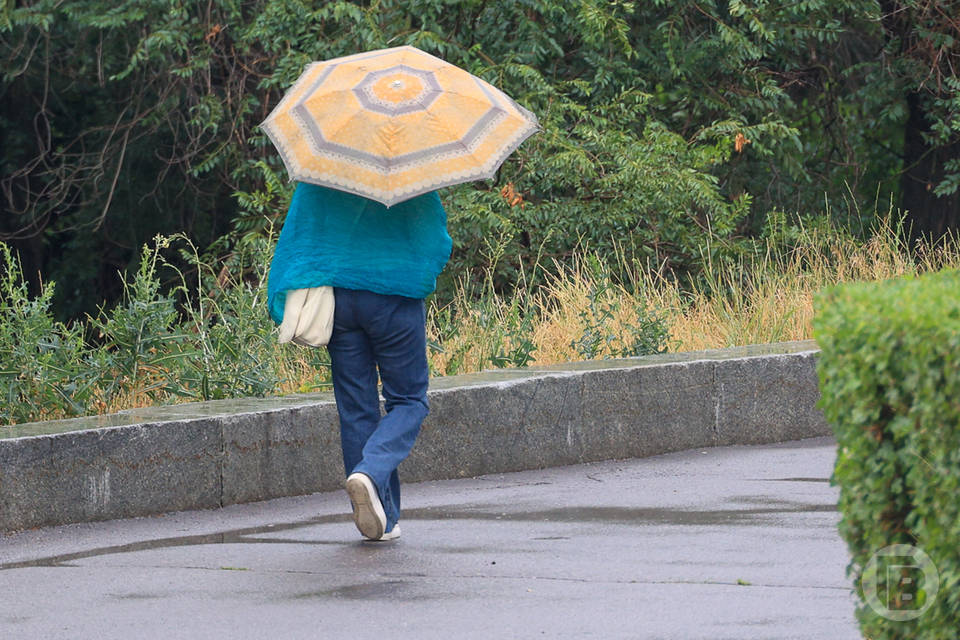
[426,103,492,167]
[319,109,395,170]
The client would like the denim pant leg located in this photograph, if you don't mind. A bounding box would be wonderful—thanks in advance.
[327,288,429,532]
[326,292,381,481]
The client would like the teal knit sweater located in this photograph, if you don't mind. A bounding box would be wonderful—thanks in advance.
[267,183,452,324]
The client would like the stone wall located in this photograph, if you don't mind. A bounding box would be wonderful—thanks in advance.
[0,341,828,532]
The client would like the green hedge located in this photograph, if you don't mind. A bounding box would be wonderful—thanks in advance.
[814,269,960,639]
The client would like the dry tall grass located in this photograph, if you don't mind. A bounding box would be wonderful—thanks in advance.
[670,219,960,352]
[7,217,956,425]
[426,217,960,373]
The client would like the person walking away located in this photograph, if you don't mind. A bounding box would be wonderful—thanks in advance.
[267,183,452,541]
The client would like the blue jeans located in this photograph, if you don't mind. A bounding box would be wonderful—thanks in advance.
[326,287,429,532]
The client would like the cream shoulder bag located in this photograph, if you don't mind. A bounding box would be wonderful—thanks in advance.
[277,286,335,347]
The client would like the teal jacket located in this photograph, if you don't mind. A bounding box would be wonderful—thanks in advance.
[267,183,452,324]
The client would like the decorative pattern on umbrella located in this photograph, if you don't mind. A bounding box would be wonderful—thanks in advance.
[261,46,539,207]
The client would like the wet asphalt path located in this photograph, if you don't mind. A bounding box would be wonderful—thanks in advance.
[0,436,860,639]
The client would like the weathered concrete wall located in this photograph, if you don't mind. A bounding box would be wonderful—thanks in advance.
[0,341,828,532]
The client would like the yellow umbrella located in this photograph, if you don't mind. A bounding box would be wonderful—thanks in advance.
[260,45,539,207]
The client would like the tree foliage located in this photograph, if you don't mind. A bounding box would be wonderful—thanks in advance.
[1,0,958,318]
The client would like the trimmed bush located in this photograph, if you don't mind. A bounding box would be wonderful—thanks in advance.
[814,269,960,639]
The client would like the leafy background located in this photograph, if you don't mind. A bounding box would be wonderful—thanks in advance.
[2,0,958,320]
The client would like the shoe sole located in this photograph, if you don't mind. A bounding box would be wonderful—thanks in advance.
[345,473,386,540]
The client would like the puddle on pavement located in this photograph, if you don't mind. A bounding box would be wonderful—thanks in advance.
[291,579,415,601]
[413,502,836,527]
[111,592,167,601]
[0,513,351,571]
[1,498,836,571]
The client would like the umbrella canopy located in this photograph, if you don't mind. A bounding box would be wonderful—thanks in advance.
[260,45,539,207]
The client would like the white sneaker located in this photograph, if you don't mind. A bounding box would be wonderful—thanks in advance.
[368,524,401,542]
[345,472,386,540]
